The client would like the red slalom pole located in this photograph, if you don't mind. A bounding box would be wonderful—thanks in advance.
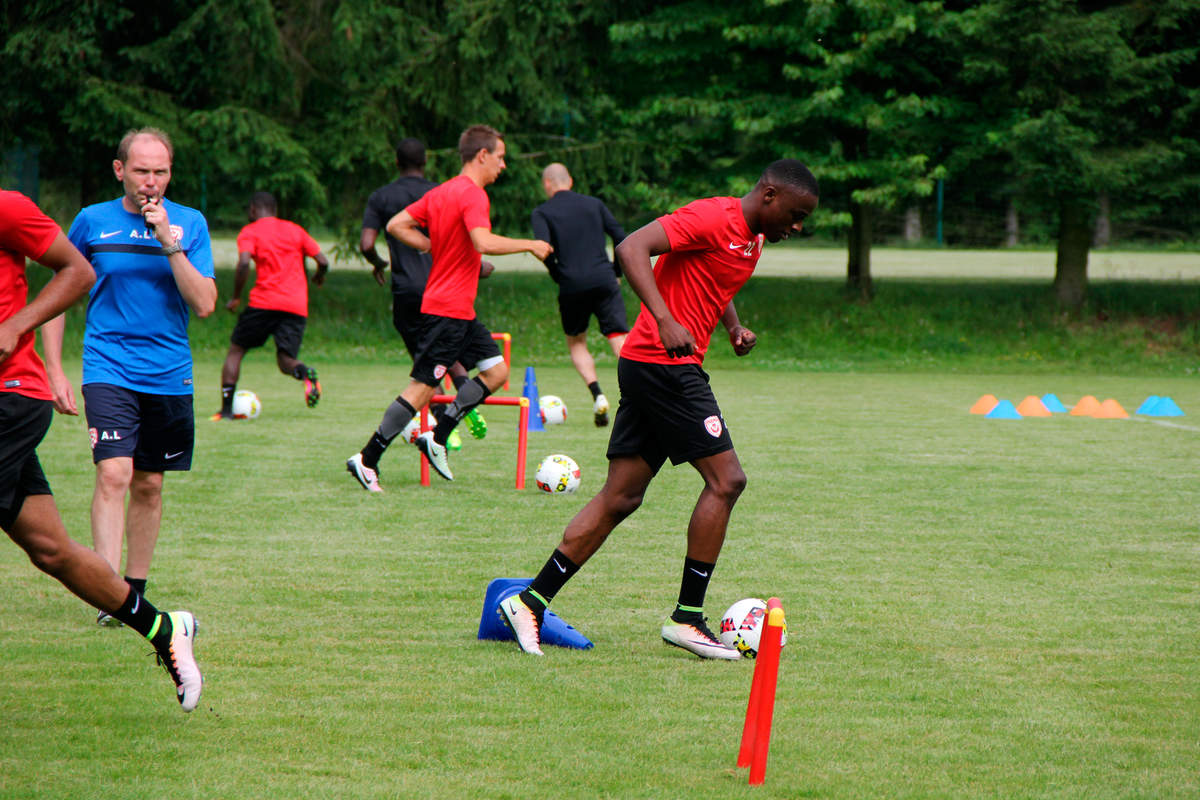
[748,604,785,785]
[738,597,783,767]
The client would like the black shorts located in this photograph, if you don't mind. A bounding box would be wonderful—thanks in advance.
[392,292,423,358]
[558,284,630,338]
[82,384,195,471]
[231,307,306,359]
[606,358,733,473]
[409,314,502,387]
[0,392,54,532]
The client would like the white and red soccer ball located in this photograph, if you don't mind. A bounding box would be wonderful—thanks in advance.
[231,390,261,419]
[539,395,567,425]
[535,453,581,494]
[719,598,788,658]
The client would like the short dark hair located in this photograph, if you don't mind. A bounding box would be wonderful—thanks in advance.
[395,138,426,170]
[250,191,277,213]
[458,125,502,164]
[760,159,819,198]
[116,127,174,163]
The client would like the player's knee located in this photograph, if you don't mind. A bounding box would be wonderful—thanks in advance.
[129,473,164,504]
[709,468,747,504]
[606,487,645,520]
[23,530,70,576]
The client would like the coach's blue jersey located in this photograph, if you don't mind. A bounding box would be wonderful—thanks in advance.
[68,197,214,394]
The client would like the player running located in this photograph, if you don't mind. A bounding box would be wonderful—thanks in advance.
[499,159,819,658]
[346,125,552,490]
[212,191,330,419]
[1,189,202,710]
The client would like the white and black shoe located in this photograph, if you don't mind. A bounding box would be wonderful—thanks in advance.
[155,611,204,712]
[661,615,741,660]
[498,594,544,656]
[346,453,383,493]
[415,431,453,480]
[593,394,610,427]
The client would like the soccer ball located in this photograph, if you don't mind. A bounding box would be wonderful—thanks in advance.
[539,395,567,425]
[231,390,261,419]
[719,598,787,658]
[535,453,581,494]
[400,418,421,444]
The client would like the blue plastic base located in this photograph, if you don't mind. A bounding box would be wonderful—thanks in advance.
[477,577,593,649]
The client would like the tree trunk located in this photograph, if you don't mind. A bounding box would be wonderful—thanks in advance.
[847,199,874,301]
[1093,192,1111,248]
[1005,200,1020,248]
[1054,199,1091,310]
[904,205,922,242]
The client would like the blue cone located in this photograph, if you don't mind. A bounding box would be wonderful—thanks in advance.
[1041,393,1069,413]
[523,366,545,432]
[1153,396,1184,417]
[1135,396,1161,415]
[985,399,1022,419]
[477,578,593,649]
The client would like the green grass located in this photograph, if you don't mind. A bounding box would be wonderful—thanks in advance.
[2,364,1198,798]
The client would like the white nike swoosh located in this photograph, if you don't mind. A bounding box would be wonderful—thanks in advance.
[99,230,122,239]
[728,241,742,250]
[131,594,140,613]
[689,568,709,577]
[552,558,566,573]
[165,451,184,459]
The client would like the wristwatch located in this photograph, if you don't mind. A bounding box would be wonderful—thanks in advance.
[162,242,183,257]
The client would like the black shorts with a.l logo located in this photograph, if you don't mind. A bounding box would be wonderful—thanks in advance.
[0,392,54,532]
[82,383,195,471]
[606,358,733,473]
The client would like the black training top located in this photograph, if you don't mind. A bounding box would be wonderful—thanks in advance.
[531,190,627,295]
[362,175,436,298]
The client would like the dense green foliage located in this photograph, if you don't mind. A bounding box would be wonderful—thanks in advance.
[3,1,1198,302]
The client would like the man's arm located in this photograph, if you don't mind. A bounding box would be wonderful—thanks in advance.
[141,199,217,317]
[386,210,431,254]
[312,251,330,287]
[600,203,627,278]
[614,221,695,358]
[225,253,253,312]
[720,301,757,357]
[359,227,389,286]
[468,228,552,261]
[530,209,561,281]
[0,231,94,377]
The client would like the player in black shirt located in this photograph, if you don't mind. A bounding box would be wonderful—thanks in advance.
[360,138,488,443]
[530,163,629,426]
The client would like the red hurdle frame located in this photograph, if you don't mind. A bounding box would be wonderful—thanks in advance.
[441,332,512,392]
[418,394,530,489]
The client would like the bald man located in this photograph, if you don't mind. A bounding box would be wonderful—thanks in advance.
[531,163,628,427]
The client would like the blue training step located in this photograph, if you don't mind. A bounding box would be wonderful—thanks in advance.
[477,577,593,649]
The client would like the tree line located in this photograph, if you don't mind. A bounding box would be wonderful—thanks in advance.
[3,0,1197,308]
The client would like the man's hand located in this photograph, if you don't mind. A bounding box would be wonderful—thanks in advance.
[657,316,695,359]
[313,266,328,287]
[0,320,18,365]
[728,325,757,357]
[372,264,387,286]
[480,260,495,279]
[530,240,553,261]
[140,196,172,245]
[47,367,78,415]
[226,297,241,313]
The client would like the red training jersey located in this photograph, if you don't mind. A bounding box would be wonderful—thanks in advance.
[0,191,62,400]
[620,196,763,366]
[405,175,491,320]
[236,216,321,317]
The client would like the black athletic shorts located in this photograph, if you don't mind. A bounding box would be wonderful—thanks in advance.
[409,313,502,387]
[606,358,733,473]
[558,284,630,338]
[82,383,195,471]
[231,307,306,359]
[392,292,424,358]
[0,392,54,532]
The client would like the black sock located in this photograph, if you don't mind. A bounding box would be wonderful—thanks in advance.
[220,384,235,414]
[291,363,309,380]
[434,377,489,445]
[124,576,147,597]
[522,549,581,615]
[108,586,163,639]
[673,557,716,620]
[587,381,602,399]
[362,397,416,467]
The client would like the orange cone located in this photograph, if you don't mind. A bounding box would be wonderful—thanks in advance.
[970,394,999,415]
[1016,396,1052,417]
[1096,398,1129,419]
[1070,395,1102,416]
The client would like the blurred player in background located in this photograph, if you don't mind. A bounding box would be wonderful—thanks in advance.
[346,124,551,491]
[531,163,629,427]
[499,159,819,659]
[1,188,202,711]
[212,191,329,419]
[67,127,217,624]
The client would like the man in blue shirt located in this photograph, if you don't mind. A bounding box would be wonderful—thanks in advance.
[68,127,217,625]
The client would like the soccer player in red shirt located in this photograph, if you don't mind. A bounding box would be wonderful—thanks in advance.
[346,125,552,490]
[0,190,203,710]
[213,191,330,418]
[498,159,819,658]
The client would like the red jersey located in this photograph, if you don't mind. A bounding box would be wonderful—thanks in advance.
[620,196,763,366]
[236,216,321,317]
[0,191,62,400]
[405,175,491,319]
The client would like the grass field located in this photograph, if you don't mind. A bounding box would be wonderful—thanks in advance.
[2,361,1197,799]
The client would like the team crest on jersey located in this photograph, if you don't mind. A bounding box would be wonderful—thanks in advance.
[169,224,183,243]
[88,428,98,449]
[433,364,447,379]
[704,415,723,437]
